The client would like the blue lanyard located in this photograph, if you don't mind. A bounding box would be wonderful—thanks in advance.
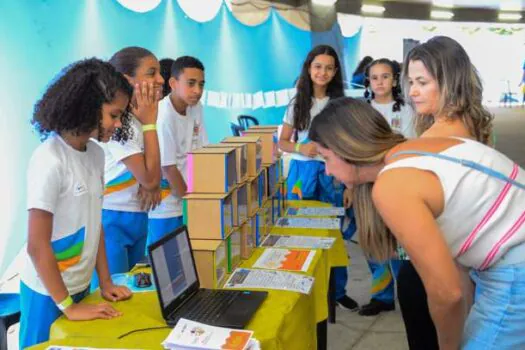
[389,150,525,191]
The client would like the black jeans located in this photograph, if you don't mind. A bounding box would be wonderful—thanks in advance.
[397,260,439,350]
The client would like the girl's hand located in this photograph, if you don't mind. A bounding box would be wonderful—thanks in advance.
[131,81,160,125]
[137,186,162,211]
[63,302,122,321]
[299,142,318,158]
[100,282,132,302]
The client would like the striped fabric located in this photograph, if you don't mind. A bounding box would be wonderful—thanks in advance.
[51,227,85,272]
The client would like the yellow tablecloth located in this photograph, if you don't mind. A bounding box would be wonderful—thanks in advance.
[276,200,349,268]
[29,200,341,350]
[29,250,322,350]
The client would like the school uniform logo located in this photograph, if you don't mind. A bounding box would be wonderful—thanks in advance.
[193,122,200,136]
[391,115,401,130]
[73,182,88,196]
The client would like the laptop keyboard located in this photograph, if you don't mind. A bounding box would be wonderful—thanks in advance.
[172,289,242,324]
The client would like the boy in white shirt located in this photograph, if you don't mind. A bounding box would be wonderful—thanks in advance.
[148,56,208,244]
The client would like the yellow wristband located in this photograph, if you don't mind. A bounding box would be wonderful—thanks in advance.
[56,295,73,311]
[142,124,157,132]
[294,143,301,153]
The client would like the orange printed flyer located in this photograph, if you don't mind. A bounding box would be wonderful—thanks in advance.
[162,318,254,350]
[252,248,316,272]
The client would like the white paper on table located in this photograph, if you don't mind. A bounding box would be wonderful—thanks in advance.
[252,248,315,272]
[286,207,345,217]
[252,91,264,109]
[263,91,276,108]
[206,90,221,108]
[275,217,341,230]
[261,235,336,250]
[246,338,261,350]
[162,318,253,350]
[275,89,290,107]
[224,268,314,295]
[46,345,140,350]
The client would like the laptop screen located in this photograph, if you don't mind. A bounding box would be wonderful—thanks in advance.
[150,227,198,309]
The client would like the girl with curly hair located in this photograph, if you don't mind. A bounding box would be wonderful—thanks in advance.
[20,58,133,348]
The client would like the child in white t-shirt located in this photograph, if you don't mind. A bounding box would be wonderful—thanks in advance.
[20,59,132,349]
[356,58,416,317]
[148,56,208,244]
[94,47,163,287]
[279,45,359,311]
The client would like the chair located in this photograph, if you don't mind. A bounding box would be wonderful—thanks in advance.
[0,293,20,350]
[230,122,244,137]
[237,115,259,130]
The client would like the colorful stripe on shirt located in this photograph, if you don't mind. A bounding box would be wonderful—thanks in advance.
[104,171,137,195]
[51,227,85,272]
[160,179,171,201]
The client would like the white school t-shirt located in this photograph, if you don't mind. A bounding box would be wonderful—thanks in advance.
[149,96,208,219]
[101,116,144,212]
[371,100,416,138]
[22,135,104,296]
[282,96,329,162]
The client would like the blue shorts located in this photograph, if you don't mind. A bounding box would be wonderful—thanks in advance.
[102,209,148,274]
[147,216,184,248]
[19,282,88,349]
[463,261,525,349]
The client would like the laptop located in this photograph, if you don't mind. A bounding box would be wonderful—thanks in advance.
[148,225,267,329]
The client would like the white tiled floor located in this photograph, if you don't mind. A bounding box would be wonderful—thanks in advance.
[327,240,409,350]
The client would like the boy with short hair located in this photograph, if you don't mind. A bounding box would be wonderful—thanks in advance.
[148,56,208,244]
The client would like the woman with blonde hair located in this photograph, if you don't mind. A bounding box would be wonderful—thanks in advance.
[309,94,525,349]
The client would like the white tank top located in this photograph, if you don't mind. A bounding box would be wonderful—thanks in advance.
[380,138,525,269]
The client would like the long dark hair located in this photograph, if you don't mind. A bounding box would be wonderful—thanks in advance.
[109,46,156,142]
[364,58,405,112]
[290,45,344,133]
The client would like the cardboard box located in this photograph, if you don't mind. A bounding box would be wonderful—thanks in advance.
[183,192,236,239]
[246,214,260,246]
[259,167,268,203]
[222,136,262,177]
[240,222,255,259]
[205,143,248,183]
[227,229,242,273]
[231,187,239,228]
[236,182,248,226]
[248,125,279,131]
[258,203,273,239]
[190,239,227,288]
[187,147,237,193]
[246,175,261,216]
[241,129,278,165]
[267,162,279,197]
